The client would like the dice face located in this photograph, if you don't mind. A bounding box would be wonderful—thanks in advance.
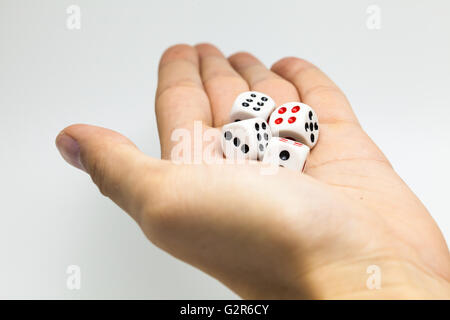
[229,91,276,122]
[221,118,272,160]
[262,137,310,172]
[268,102,319,148]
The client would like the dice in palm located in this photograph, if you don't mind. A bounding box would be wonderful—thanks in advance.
[222,118,272,160]
[268,102,319,148]
[262,137,310,172]
[229,91,276,122]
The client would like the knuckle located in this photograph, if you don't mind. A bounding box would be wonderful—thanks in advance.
[252,76,292,89]
[156,81,205,105]
[203,74,244,88]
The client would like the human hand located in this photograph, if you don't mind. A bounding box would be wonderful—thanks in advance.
[56,43,450,299]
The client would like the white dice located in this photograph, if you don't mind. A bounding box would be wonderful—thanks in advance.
[268,102,319,148]
[222,118,272,160]
[229,91,276,122]
[263,137,310,172]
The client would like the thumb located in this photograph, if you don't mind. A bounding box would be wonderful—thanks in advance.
[55,124,165,221]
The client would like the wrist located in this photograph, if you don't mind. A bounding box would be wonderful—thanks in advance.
[301,256,450,299]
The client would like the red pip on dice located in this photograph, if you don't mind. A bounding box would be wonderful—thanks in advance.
[221,91,319,172]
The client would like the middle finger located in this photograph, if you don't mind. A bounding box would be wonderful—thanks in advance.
[228,52,299,105]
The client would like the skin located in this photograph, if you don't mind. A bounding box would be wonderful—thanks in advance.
[56,43,450,299]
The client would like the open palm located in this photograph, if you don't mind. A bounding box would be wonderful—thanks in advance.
[56,43,450,299]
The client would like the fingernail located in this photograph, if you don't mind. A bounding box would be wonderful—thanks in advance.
[56,132,86,171]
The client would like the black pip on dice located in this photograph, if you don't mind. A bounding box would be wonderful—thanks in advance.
[222,92,320,172]
[262,137,310,172]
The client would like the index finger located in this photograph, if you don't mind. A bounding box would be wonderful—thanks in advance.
[156,44,213,158]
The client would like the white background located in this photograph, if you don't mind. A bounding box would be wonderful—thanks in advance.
[0,0,449,298]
